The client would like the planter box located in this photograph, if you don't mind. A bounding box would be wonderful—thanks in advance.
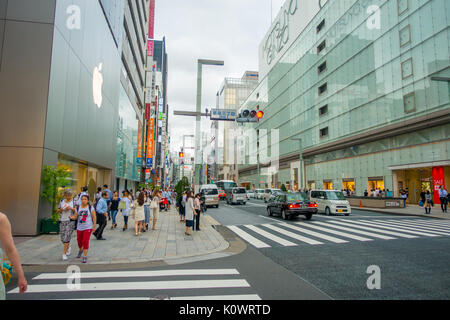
[41,218,60,234]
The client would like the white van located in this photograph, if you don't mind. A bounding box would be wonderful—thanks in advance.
[309,190,351,216]
[263,188,282,203]
[255,189,265,199]
[200,184,219,208]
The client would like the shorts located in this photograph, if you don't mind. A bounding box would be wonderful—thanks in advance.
[150,207,159,220]
[185,219,194,227]
[60,220,75,243]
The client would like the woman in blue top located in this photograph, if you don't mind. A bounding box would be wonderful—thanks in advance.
[110,191,120,229]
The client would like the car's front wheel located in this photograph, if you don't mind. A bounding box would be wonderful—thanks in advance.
[325,207,331,216]
[305,213,312,220]
[281,210,288,220]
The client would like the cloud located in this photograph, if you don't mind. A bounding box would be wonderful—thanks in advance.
[154,0,274,154]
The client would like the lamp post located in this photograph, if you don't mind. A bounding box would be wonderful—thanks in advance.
[194,59,224,193]
[290,137,304,191]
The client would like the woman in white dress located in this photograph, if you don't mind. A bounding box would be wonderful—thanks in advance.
[184,191,196,236]
[133,192,145,236]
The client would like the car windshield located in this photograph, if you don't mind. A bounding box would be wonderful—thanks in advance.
[326,191,346,200]
[233,188,246,194]
[202,189,218,195]
[286,193,308,202]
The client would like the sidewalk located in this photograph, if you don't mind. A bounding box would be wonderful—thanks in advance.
[13,207,229,265]
[351,204,450,220]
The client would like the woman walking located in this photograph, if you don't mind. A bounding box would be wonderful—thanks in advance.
[133,192,145,236]
[110,191,120,229]
[185,191,196,236]
[0,212,27,299]
[193,193,202,231]
[143,191,151,232]
[57,189,77,261]
[150,190,161,230]
[424,190,432,214]
[73,195,97,263]
[121,190,132,231]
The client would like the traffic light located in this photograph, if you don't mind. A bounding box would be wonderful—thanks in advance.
[236,109,264,123]
[179,151,184,158]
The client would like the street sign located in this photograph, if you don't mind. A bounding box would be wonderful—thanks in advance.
[210,109,237,121]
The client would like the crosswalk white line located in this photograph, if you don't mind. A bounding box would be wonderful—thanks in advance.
[290,223,373,241]
[328,220,418,238]
[8,279,251,294]
[353,220,441,237]
[245,225,297,246]
[371,220,450,236]
[383,220,450,232]
[171,294,262,300]
[311,221,396,240]
[262,224,323,245]
[33,269,240,280]
[228,225,271,248]
[275,223,347,244]
[402,219,450,227]
[60,294,262,301]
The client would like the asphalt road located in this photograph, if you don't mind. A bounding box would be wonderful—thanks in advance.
[206,198,450,299]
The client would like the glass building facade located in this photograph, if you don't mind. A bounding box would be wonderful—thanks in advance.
[238,0,449,203]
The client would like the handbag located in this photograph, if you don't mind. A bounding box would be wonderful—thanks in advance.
[118,200,126,210]
[418,200,424,207]
[150,199,158,209]
[2,261,12,286]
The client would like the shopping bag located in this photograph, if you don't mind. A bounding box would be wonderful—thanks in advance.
[419,200,424,207]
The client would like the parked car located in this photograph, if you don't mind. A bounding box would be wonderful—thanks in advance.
[309,190,351,216]
[267,192,317,220]
[254,189,265,199]
[263,188,282,203]
[218,189,226,200]
[246,190,255,199]
[200,184,219,208]
[226,187,247,205]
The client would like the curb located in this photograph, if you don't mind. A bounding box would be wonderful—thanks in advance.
[351,207,450,220]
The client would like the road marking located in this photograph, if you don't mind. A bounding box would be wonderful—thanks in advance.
[259,215,281,223]
[382,220,450,232]
[328,220,418,238]
[171,294,262,300]
[402,219,450,227]
[276,223,347,244]
[246,202,267,207]
[354,220,441,237]
[292,223,373,241]
[262,224,323,245]
[8,279,251,294]
[368,220,450,236]
[245,225,297,246]
[311,221,396,240]
[228,225,271,248]
[33,269,241,280]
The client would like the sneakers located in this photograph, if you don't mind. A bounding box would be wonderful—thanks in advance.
[66,246,71,256]
[62,254,68,261]
[82,257,87,264]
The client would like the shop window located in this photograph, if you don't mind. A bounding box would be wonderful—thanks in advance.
[323,181,333,190]
[343,179,355,191]
[403,92,416,114]
[318,83,328,95]
[398,0,408,16]
[368,178,384,192]
[319,104,328,116]
[318,61,327,75]
[320,127,329,138]
[317,40,326,54]
[308,181,316,190]
[316,19,325,33]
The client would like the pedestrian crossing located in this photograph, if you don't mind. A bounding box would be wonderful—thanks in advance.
[227,218,450,249]
[7,268,261,300]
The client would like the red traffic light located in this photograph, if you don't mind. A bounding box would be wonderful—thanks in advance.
[179,152,184,158]
[256,111,264,119]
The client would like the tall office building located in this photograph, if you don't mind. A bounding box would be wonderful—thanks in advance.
[238,0,449,204]
[0,1,151,235]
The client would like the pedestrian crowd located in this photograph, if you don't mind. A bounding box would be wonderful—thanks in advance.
[54,185,177,264]
[176,190,206,236]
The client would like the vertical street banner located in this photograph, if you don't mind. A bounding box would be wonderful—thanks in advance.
[145,103,151,120]
[147,0,155,57]
[432,166,445,204]
[146,117,154,167]
[137,120,142,166]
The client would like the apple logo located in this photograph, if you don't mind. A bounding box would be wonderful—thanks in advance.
[93,63,103,108]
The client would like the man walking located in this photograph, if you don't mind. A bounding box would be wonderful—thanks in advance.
[439,186,448,213]
[93,191,109,240]
[103,184,113,220]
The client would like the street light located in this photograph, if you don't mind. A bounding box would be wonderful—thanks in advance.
[194,59,224,193]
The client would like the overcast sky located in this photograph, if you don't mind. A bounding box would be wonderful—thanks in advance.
[154,0,285,157]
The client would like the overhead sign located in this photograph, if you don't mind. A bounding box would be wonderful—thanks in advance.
[211,109,237,121]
